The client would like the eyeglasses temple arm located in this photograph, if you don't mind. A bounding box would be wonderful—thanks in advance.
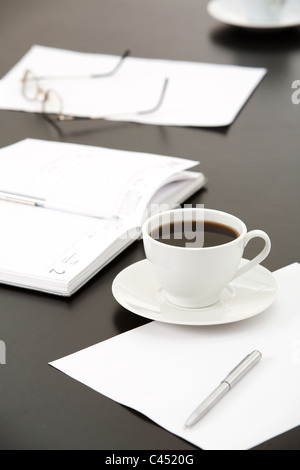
[56,77,169,121]
[90,49,131,78]
[137,78,169,115]
[36,49,131,81]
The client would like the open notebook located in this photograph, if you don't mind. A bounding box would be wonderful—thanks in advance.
[0,139,205,296]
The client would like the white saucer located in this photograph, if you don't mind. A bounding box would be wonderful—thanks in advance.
[112,259,278,326]
[207,0,300,30]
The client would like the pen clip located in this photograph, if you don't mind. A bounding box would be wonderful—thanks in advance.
[223,350,262,388]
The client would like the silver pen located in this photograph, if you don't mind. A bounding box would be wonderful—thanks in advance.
[184,350,262,428]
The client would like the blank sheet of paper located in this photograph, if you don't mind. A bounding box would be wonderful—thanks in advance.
[50,263,300,450]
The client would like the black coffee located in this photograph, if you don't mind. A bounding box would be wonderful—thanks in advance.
[151,220,239,248]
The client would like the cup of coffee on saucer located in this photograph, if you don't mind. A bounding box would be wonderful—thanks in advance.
[241,0,289,23]
[142,207,271,309]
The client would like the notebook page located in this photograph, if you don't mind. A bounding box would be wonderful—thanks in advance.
[0,139,198,220]
[0,200,128,288]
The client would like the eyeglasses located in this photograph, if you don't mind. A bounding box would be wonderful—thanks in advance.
[21,50,169,122]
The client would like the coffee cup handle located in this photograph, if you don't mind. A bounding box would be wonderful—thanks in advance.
[232,230,271,280]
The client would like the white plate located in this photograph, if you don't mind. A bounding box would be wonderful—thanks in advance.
[207,0,300,29]
[112,259,278,326]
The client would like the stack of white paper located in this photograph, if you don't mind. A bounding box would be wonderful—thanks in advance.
[50,263,300,450]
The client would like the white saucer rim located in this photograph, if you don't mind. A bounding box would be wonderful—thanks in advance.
[207,0,300,30]
[112,259,278,326]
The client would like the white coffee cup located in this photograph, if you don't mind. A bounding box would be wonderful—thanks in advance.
[142,208,271,309]
[241,0,289,22]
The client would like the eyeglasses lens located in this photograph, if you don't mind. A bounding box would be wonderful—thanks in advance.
[43,89,63,118]
[23,71,40,101]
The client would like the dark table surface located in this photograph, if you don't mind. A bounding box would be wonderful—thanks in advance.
[0,0,299,451]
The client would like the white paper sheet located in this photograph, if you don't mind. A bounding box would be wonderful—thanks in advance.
[0,45,267,127]
[50,263,300,450]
